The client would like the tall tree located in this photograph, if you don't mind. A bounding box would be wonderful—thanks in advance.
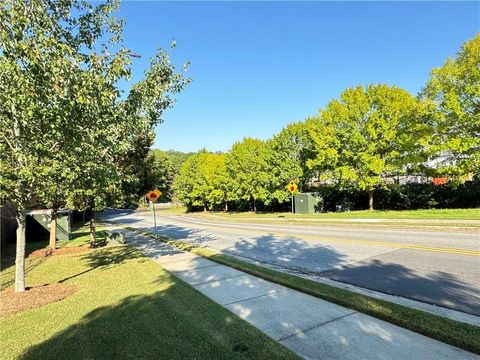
[165,150,194,174]
[0,0,126,290]
[226,138,271,211]
[421,34,480,178]
[148,150,175,202]
[307,84,431,210]
[173,151,207,211]
[0,0,189,290]
[267,121,316,204]
[210,153,236,211]
[173,151,232,211]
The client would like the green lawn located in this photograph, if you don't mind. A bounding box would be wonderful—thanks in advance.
[138,205,188,215]
[193,208,480,220]
[1,224,107,291]
[0,228,298,360]
[130,228,480,355]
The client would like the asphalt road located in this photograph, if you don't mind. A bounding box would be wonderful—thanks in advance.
[103,209,480,316]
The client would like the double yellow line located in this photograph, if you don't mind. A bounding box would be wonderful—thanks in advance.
[184,220,480,257]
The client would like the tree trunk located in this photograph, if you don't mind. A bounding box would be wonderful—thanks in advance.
[368,189,374,211]
[82,210,85,223]
[15,205,26,292]
[49,208,57,250]
[224,200,228,212]
[253,199,257,212]
[89,208,96,247]
[203,204,207,212]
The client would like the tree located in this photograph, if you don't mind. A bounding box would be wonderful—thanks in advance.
[173,153,201,210]
[149,150,175,202]
[165,150,194,174]
[421,34,480,178]
[226,138,271,211]
[0,0,125,290]
[0,0,189,290]
[210,153,236,211]
[267,121,315,205]
[307,84,430,210]
[173,151,232,211]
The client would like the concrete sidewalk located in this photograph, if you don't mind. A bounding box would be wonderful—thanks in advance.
[126,231,478,360]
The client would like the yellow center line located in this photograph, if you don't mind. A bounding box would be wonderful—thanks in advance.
[177,220,480,257]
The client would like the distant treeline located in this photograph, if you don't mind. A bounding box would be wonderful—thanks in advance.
[147,35,479,212]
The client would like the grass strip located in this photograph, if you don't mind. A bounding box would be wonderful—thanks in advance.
[0,233,299,359]
[129,227,480,355]
[193,208,480,220]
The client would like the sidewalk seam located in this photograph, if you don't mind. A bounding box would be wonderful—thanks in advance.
[181,274,247,287]
[162,263,221,271]
[222,290,281,306]
[277,311,358,342]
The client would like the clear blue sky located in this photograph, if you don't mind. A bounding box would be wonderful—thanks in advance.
[117,1,479,153]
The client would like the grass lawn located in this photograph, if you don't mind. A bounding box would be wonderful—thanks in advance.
[130,228,480,355]
[0,226,299,360]
[192,208,480,220]
[137,205,188,215]
[0,223,108,291]
[60,222,108,247]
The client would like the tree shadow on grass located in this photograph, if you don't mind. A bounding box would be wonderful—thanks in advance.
[1,239,50,263]
[58,246,144,284]
[18,277,297,360]
[0,255,50,291]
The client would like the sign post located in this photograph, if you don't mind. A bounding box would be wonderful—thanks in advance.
[152,201,157,230]
[287,181,297,214]
[146,189,162,233]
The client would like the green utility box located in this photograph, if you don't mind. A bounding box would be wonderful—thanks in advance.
[294,193,321,214]
[27,209,72,241]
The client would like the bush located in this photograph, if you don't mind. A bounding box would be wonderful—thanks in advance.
[314,179,480,211]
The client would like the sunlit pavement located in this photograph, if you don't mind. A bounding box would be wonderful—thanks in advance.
[102,209,480,317]
[123,229,478,360]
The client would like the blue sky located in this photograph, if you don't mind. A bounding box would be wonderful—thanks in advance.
[117,1,479,153]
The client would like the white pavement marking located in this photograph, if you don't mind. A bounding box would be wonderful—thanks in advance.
[125,231,479,360]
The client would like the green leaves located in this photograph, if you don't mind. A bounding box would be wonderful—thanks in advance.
[306,84,431,208]
[421,34,480,178]
[174,152,231,211]
[226,138,272,208]
[0,0,189,212]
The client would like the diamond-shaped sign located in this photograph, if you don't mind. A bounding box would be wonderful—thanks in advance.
[146,188,162,202]
[287,181,297,193]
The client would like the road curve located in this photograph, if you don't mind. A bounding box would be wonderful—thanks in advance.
[103,210,480,316]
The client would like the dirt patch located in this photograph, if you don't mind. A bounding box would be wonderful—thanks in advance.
[28,245,91,259]
[0,283,77,317]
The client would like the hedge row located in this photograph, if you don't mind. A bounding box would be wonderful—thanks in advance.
[314,179,480,212]
[201,179,480,213]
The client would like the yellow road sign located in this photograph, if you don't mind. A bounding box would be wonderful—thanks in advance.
[146,188,162,202]
[287,181,297,193]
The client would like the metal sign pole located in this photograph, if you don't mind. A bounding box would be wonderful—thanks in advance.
[152,201,157,233]
[291,193,294,214]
